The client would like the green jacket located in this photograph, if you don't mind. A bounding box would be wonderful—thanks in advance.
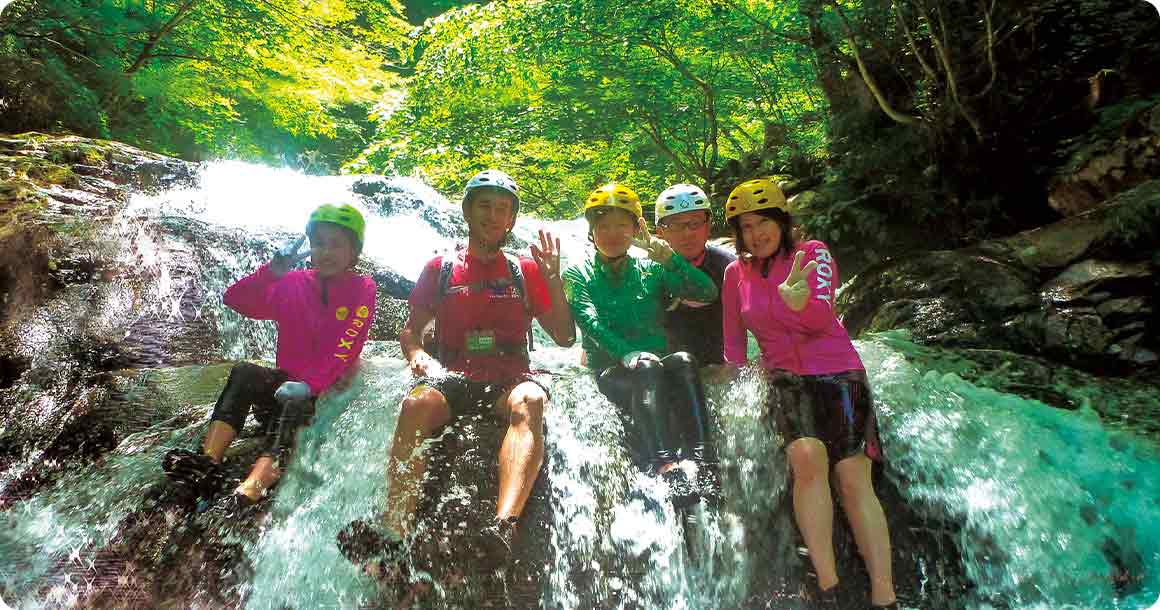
[563,253,718,371]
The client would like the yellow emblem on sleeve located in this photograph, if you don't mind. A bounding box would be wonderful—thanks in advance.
[335,306,350,321]
[356,305,370,318]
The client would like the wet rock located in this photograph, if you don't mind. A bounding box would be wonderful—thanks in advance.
[397,416,554,608]
[1043,307,1108,355]
[841,200,1158,375]
[977,207,1111,270]
[1041,260,1152,304]
[365,267,414,301]
[352,175,431,214]
[840,250,1037,342]
[370,296,409,340]
[353,175,466,240]
[1049,101,1160,217]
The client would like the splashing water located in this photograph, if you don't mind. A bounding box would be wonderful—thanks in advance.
[2,161,1158,610]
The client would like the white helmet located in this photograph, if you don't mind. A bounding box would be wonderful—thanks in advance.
[463,169,520,215]
[655,183,711,224]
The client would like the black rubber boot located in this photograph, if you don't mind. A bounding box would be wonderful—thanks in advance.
[479,516,520,570]
[661,462,701,508]
[161,448,224,500]
[337,519,409,582]
[814,583,839,609]
[212,492,264,519]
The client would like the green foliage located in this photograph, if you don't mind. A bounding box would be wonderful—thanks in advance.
[353,0,829,218]
[1105,179,1160,248]
[0,0,410,168]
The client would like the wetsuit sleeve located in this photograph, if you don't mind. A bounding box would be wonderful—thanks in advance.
[660,254,718,304]
[563,265,636,361]
[722,262,748,364]
[794,241,839,332]
[520,258,552,317]
[223,263,284,321]
[408,258,442,311]
[311,276,377,395]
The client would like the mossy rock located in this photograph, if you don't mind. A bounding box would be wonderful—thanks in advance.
[47,142,109,166]
[11,157,79,188]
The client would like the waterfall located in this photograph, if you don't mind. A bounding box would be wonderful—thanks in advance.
[1,161,1157,610]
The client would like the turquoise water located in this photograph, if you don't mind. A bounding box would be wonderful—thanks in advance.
[2,163,1158,609]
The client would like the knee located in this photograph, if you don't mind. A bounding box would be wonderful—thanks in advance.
[229,361,264,381]
[398,388,448,433]
[509,387,546,430]
[665,351,697,371]
[274,381,311,405]
[633,357,663,382]
[787,438,829,484]
[836,458,875,505]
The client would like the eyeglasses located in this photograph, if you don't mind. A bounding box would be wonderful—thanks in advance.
[659,218,708,233]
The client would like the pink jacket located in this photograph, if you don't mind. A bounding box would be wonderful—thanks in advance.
[722,240,863,376]
[224,264,377,395]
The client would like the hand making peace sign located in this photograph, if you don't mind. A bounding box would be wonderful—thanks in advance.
[778,250,818,312]
[271,235,310,277]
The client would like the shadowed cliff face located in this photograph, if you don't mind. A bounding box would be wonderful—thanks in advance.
[1,133,1158,610]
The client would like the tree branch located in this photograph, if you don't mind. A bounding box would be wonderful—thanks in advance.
[828,0,922,126]
[126,0,198,74]
[892,1,938,83]
[927,2,983,140]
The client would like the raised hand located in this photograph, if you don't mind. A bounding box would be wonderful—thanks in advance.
[271,235,310,277]
[778,250,818,312]
[530,229,563,281]
[630,217,674,264]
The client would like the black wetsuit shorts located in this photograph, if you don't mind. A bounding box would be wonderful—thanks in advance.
[765,369,883,464]
[410,371,551,418]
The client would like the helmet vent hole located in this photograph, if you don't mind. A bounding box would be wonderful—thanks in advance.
[729,195,739,200]
[479,177,491,182]
[757,198,768,204]
[754,189,764,194]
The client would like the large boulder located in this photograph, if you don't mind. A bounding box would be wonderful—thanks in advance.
[839,190,1158,375]
[1048,101,1160,217]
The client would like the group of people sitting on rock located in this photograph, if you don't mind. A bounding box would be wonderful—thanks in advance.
[159,169,898,609]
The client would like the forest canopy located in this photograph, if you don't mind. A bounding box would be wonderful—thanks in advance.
[3,0,1158,252]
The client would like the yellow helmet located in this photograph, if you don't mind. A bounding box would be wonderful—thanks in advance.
[724,178,789,221]
[584,182,643,222]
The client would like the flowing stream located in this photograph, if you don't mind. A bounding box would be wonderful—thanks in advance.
[1,162,1157,610]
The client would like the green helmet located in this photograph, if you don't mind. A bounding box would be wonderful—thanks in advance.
[307,204,365,252]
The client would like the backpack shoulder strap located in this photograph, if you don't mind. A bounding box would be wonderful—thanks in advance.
[437,255,454,302]
[503,251,535,352]
[502,252,528,307]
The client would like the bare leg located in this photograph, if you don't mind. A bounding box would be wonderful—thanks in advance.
[494,382,546,520]
[236,456,278,500]
[383,387,452,536]
[835,454,895,606]
[202,420,237,463]
[787,437,838,590]
[235,425,308,501]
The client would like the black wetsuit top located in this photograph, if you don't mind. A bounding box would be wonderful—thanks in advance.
[664,243,736,366]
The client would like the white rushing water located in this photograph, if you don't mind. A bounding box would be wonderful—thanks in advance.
[2,161,1158,610]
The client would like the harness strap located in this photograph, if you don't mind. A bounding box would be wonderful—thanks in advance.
[434,251,535,362]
